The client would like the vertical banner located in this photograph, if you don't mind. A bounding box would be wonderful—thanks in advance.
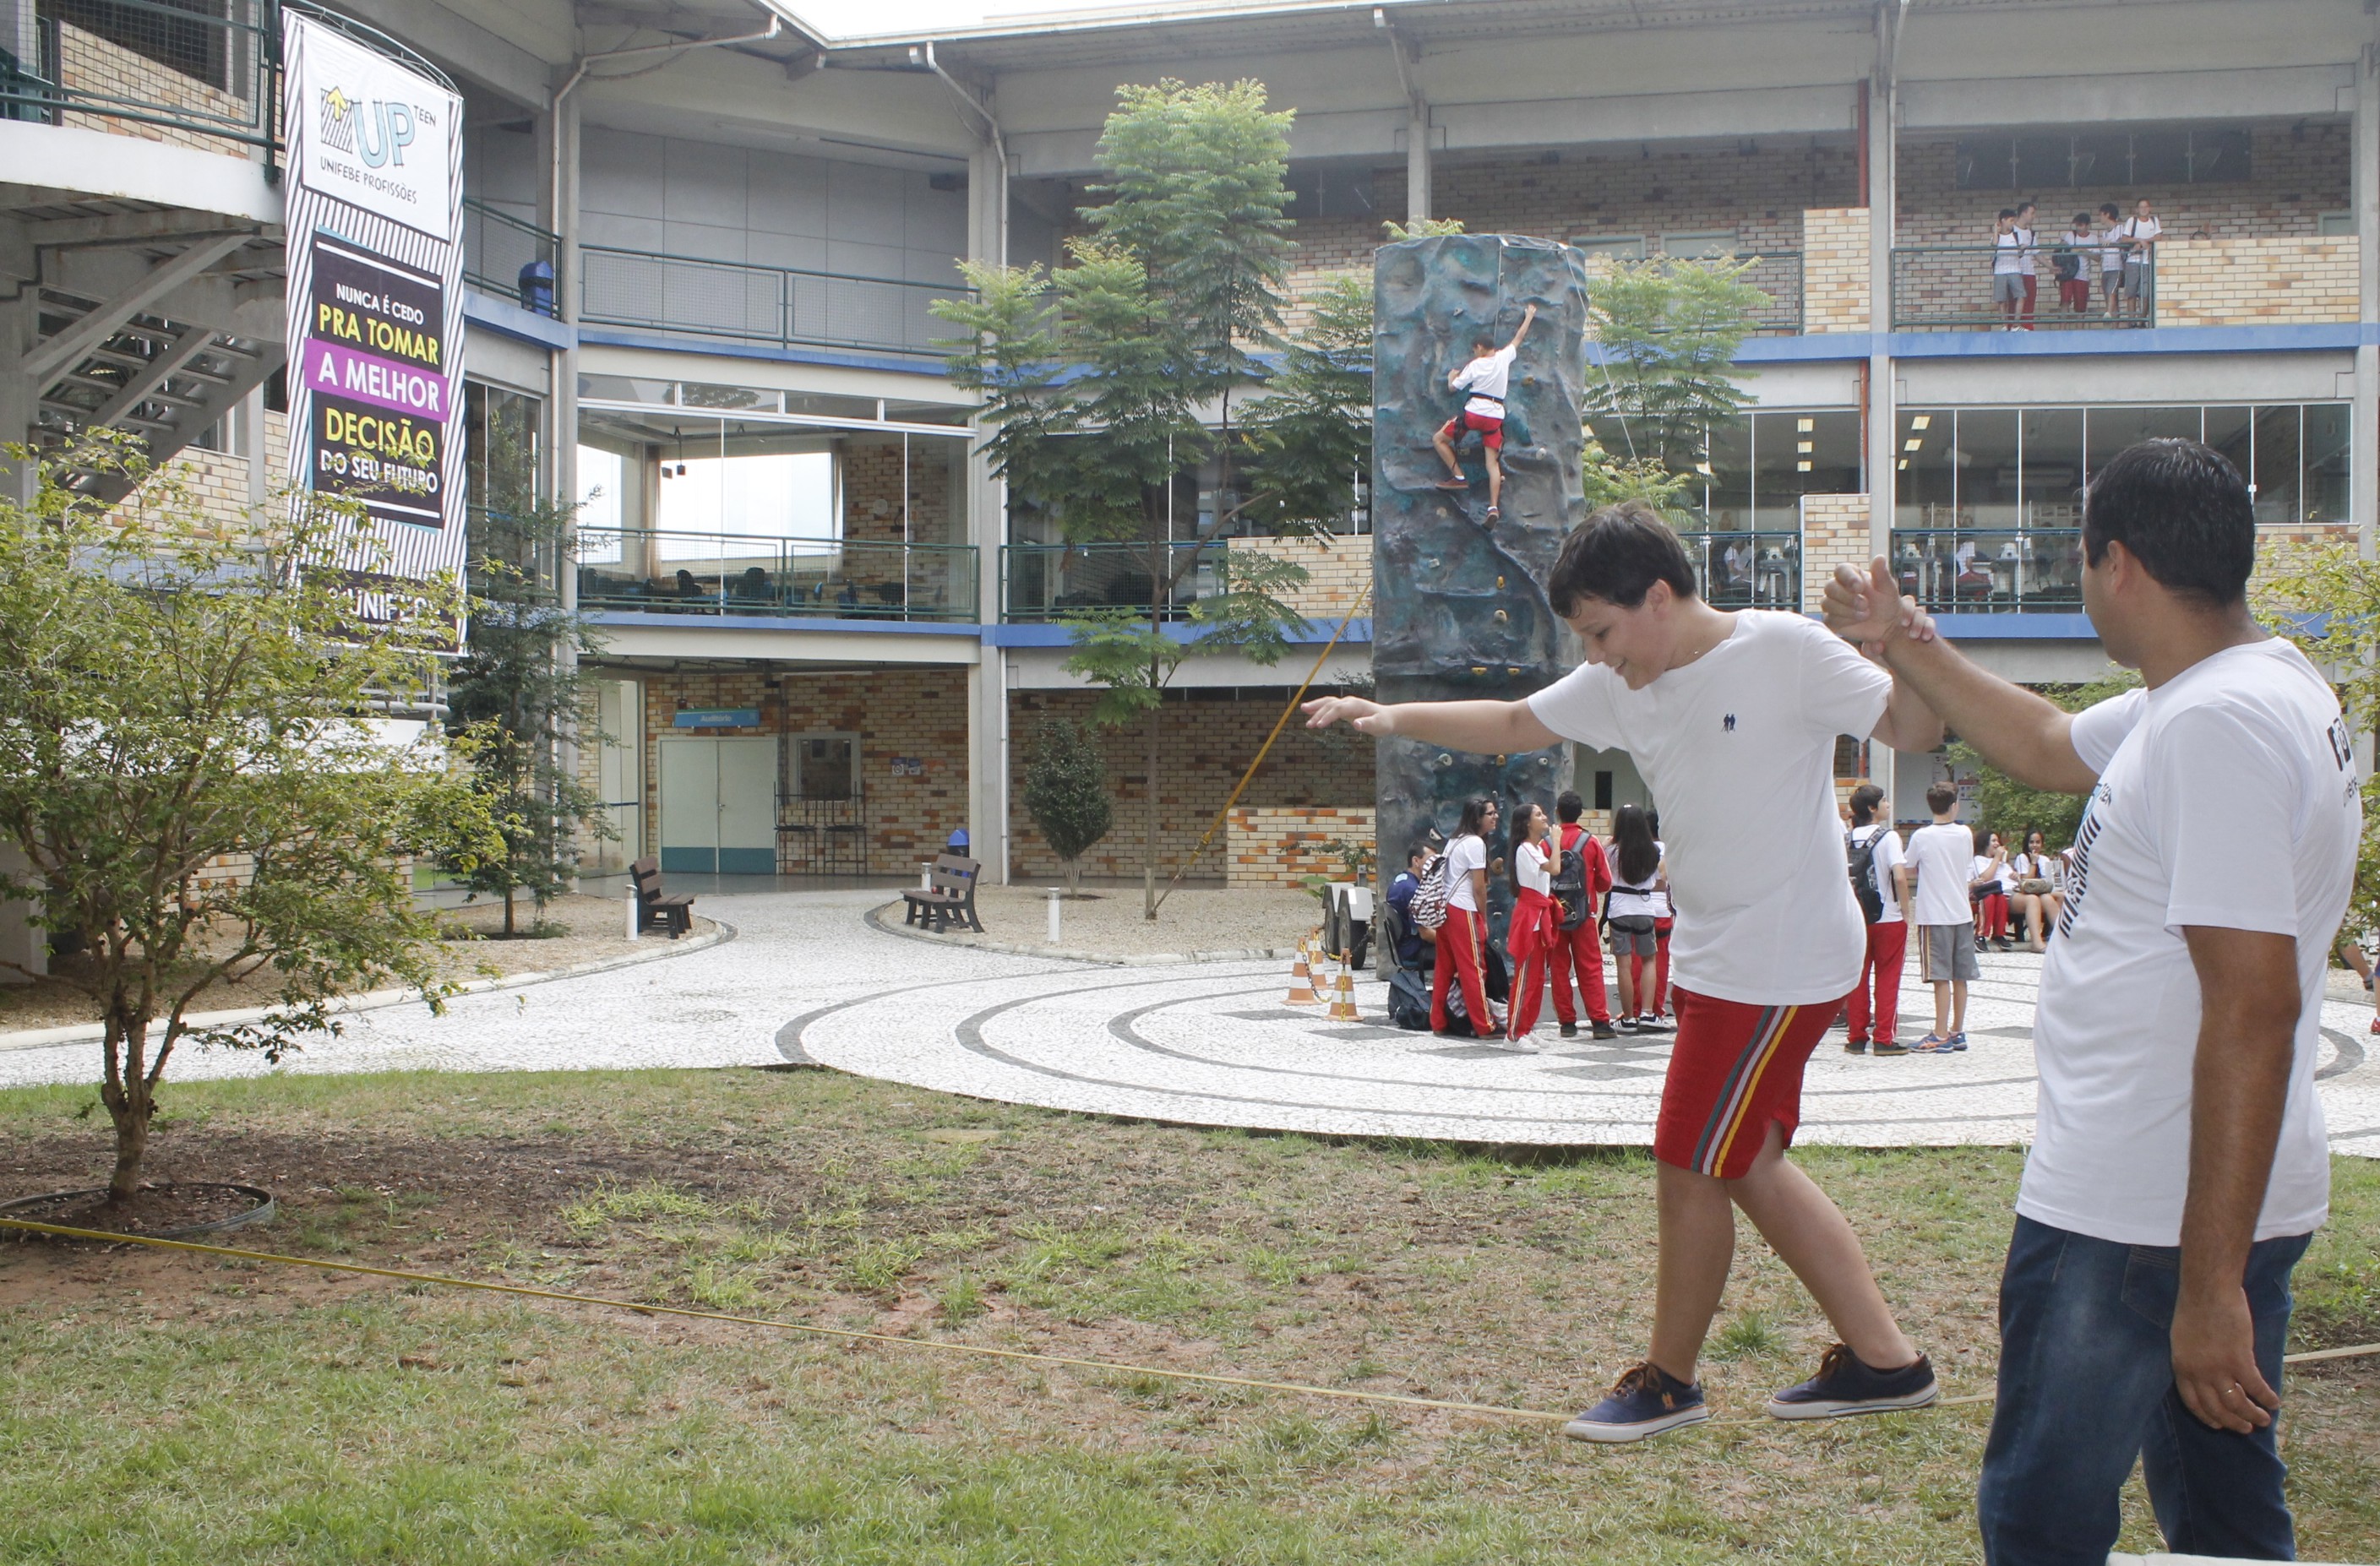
[281,12,465,616]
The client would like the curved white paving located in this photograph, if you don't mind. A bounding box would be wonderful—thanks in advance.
[1,889,2372,1155]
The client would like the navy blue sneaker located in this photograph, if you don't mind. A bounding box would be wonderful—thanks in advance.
[1766,1344,1939,1420]
[1562,1362,1709,1444]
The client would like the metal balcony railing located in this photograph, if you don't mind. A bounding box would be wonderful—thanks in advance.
[579,246,969,360]
[1,0,444,165]
[1892,247,2153,332]
[999,541,1232,623]
[1675,530,1800,611]
[1890,528,2083,613]
[461,198,558,313]
[577,530,978,623]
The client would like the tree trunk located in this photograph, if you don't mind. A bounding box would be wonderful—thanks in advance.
[101,1014,152,1203]
[1065,856,1081,897]
[1145,653,1159,922]
[504,885,516,938]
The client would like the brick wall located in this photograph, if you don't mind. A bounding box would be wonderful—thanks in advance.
[638,666,970,875]
[106,411,291,533]
[1231,534,1370,619]
[56,22,263,160]
[1801,207,1871,333]
[834,437,972,613]
[1799,492,1872,613]
[1009,688,1376,881]
[1225,805,1376,888]
[2154,237,2359,327]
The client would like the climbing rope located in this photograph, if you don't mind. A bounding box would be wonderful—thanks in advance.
[4,1215,2371,1433]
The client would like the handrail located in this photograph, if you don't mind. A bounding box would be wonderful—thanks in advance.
[578,244,971,358]
[1888,526,2083,613]
[1672,528,1800,611]
[460,196,559,307]
[578,530,978,623]
[1891,244,2154,331]
[999,539,1228,623]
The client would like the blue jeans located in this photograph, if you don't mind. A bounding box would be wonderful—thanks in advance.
[1978,1215,2312,1564]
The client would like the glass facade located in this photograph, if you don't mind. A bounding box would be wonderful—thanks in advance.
[1586,408,1861,530]
[1898,404,2350,527]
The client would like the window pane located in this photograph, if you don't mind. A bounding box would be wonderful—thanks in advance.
[2018,408,2084,529]
[1897,409,1954,528]
[2203,406,2253,492]
[2089,405,2199,470]
[1703,415,1752,530]
[2253,405,2302,525]
[575,445,624,561]
[2304,404,2350,525]
[1957,408,2020,531]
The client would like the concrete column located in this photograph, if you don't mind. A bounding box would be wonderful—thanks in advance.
[544,85,587,878]
[2355,38,2377,563]
[1865,24,1898,563]
[241,383,267,510]
[965,130,1012,881]
[0,290,36,507]
[1406,108,1431,224]
[0,845,46,985]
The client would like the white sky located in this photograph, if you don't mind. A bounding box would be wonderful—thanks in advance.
[787,0,1199,41]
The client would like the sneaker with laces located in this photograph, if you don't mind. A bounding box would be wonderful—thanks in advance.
[1912,1033,1947,1052]
[1563,1362,1709,1443]
[1843,1038,1867,1055]
[1560,1021,1578,1039]
[1767,1344,1939,1420]
[1615,1016,1639,1036]
[1872,1038,1910,1057]
[1946,1031,1969,1052]
[1591,1020,1618,1040]
[1634,1014,1671,1034]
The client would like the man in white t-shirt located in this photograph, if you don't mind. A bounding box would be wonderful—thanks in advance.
[1904,782,1980,1049]
[1842,782,1914,1055]
[2118,197,2162,320]
[1825,438,2356,1563]
[1431,302,1537,524]
[2012,200,2040,330]
[1304,502,1949,1442]
[1991,208,2026,329]
[2095,201,2127,318]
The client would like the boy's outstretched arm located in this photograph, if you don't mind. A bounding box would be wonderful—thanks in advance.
[1505,302,1538,354]
[1303,694,1560,756]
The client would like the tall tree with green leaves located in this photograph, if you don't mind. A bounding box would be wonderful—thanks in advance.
[2258,539,2380,942]
[0,435,498,1202]
[1581,256,1770,521]
[938,80,1373,917]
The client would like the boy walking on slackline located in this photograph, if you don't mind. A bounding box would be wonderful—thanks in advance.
[1304,501,1944,1440]
[1431,302,1538,522]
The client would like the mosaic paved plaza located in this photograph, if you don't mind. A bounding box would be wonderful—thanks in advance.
[3,887,2374,1155]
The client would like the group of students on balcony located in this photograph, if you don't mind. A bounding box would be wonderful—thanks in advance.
[1992,197,2162,327]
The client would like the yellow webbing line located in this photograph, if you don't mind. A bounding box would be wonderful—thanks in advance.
[4,1215,2368,1430]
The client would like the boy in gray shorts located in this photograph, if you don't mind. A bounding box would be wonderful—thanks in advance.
[1903,782,1980,1050]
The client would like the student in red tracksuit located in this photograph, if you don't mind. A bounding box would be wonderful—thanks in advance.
[1505,801,1560,1042]
[1431,796,1500,1037]
[1842,782,1914,1055]
[1549,789,1616,1039]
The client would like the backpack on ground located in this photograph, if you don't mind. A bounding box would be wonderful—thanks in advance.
[1845,827,1885,924]
[1387,967,1432,1030]
[1552,831,1590,931]
[1410,854,1450,931]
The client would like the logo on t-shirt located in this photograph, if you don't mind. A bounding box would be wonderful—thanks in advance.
[2057,782,2112,938]
[1723,714,1736,732]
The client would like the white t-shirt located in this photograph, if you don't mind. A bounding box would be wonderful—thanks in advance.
[1451,345,1517,418]
[1526,612,1889,1005]
[1852,824,1906,924]
[1993,231,2025,275]
[2011,851,2061,887]
[2013,225,2039,276]
[2120,215,2162,257]
[1445,834,1488,913]
[2099,226,2126,272]
[2024,637,2357,1248]
[1608,851,1662,919]
[1905,822,1976,927]
[1515,837,1552,895]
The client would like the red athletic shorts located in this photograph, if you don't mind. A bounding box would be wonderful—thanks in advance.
[1653,987,1842,1179]
[1440,407,1505,451]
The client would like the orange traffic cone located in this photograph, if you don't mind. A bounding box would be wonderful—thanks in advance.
[1284,937,1321,1005]
[1327,960,1359,1021]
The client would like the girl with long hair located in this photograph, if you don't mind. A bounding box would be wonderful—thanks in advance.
[1503,800,1558,1041]
[1605,804,1667,1035]
[1431,795,1500,1037]
[2008,827,2065,951]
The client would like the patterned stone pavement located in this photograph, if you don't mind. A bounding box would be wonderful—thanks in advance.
[3,887,2374,1155]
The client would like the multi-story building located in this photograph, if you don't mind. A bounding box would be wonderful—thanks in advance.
[5,0,2373,901]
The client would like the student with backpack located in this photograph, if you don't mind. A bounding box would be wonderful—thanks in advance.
[1843,782,1914,1056]
[1304,503,1945,1441]
[1432,797,1501,1038]
[1549,790,1617,1039]
[1504,800,1560,1043]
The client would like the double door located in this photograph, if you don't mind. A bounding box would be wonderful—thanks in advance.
[657,736,776,875]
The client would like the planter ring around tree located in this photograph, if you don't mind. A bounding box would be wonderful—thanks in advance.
[0,1182,276,1242]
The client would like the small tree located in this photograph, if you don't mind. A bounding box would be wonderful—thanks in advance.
[2258,539,2380,938]
[440,494,607,936]
[1021,718,1114,895]
[0,437,498,1201]
[1582,255,1770,510]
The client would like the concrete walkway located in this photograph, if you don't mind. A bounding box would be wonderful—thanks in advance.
[3,888,2374,1155]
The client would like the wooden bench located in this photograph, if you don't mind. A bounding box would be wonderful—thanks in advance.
[629,856,696,938]
[902,853,983,934]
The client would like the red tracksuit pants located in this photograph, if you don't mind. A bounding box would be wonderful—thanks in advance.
[1549,917,1611,1025]
[1844,919,1908,1046]
[1431,905,1496,1036]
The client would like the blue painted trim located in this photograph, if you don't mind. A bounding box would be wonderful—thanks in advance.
[585,610,983,638]
[1726,323,2375,365]
[463,290,575,351]
[982,617,1373,649]
[1931,612,2101,639]
[575,326,951,378]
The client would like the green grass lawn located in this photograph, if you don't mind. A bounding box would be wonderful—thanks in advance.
[1,1067,2373,1564]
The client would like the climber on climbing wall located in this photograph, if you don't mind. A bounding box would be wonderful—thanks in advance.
[1431,301,1538,523]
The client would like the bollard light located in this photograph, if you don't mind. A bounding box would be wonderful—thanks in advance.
[624,885,639,941]
[1047,888,1063,944]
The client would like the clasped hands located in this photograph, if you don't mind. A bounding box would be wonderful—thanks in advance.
[1824,557,1941,656]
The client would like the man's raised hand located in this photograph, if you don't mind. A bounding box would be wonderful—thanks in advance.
[1303,696,1394,736]
[1823,557,1937,652]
